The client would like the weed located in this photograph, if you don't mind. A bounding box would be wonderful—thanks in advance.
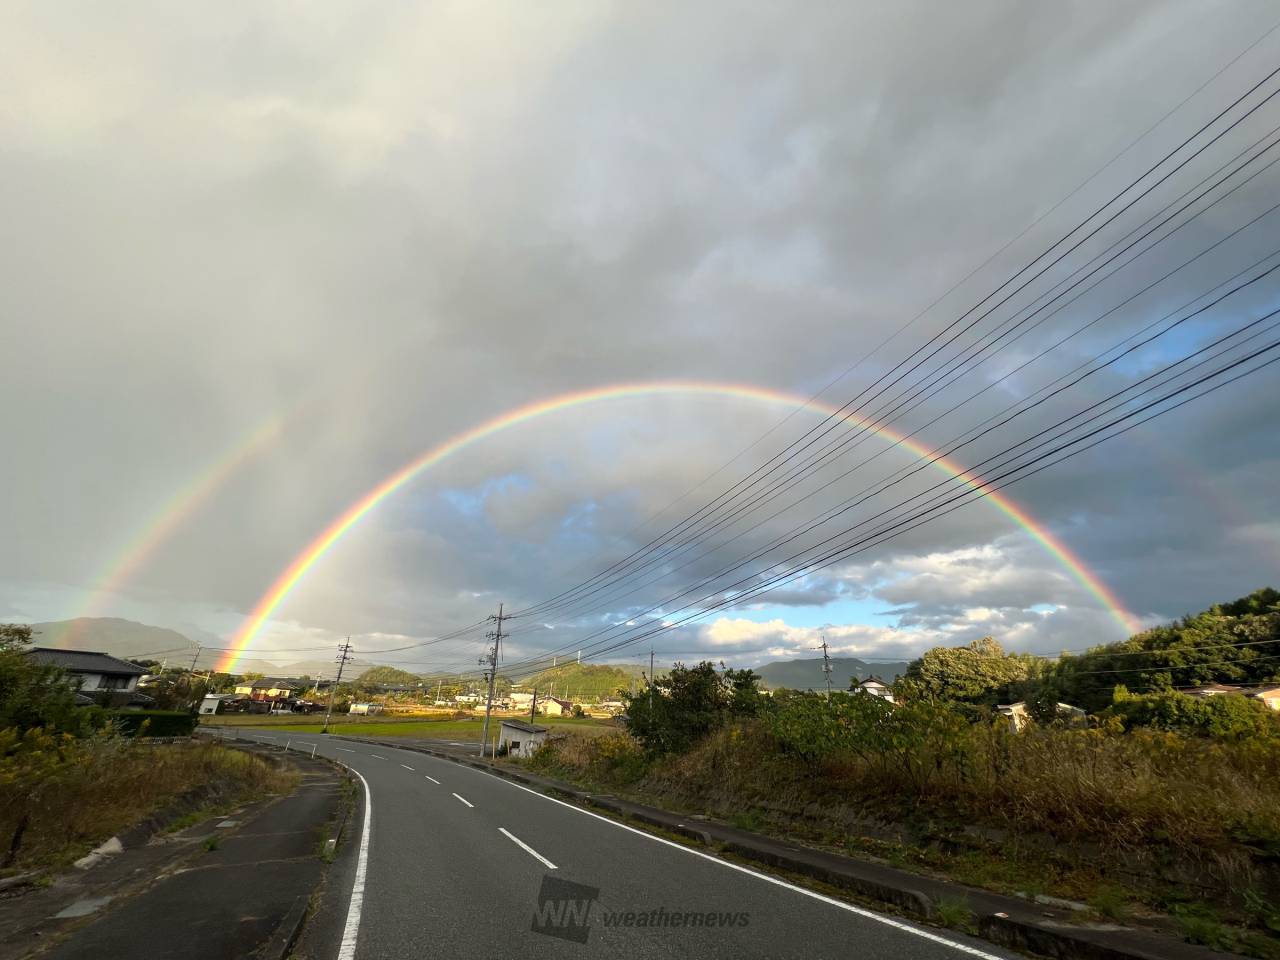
[934,896,977,934]
[1087,885,1129,921]
[202,835,221,852]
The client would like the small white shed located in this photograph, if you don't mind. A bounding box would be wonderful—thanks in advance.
[499,719,548,758]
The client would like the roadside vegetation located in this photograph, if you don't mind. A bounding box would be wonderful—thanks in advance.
[0,624,289,876]
[525,589,1280,957]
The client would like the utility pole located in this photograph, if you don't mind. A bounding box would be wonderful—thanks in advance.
[479,604,506,758]
[322,638,352,734]
[649,649,655,712]
[530,687,538,721]
[815,635,833,699]
[189,645,202,673]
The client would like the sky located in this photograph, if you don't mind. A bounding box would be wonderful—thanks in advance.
[3,0,1279,676]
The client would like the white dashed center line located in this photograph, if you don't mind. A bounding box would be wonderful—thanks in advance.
[452,793,474,808]
[499,828,557,870]
[370,754,387,759]
[424,775,440,784]
[400,764,415,771]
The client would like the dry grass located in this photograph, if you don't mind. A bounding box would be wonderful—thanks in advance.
[0,728,290,872]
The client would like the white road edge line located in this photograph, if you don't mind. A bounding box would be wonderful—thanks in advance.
[465,768,1005,960]
[451,792,474,808]
[498,827,557,870]
[370,754,387,759]
[400,764,415,771]
[335,762,371,960]
[424,775,440,784]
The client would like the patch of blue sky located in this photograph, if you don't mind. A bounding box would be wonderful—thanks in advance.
[738,594,902,630]
[1109,300,1280,378]
[436,472,533,517]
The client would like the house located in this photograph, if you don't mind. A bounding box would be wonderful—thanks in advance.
[454,693,480,705]
[598,700,626,714]
[198,693,249,715]
[499,719,548,758]
[539,697,574,717]
[232,678,301,704]
[1184,683,1243,698]
[997,701,1086,732]
[28,648,147,706]
[510,692,535,708]
[348,702,384,715]
[1248,686,1280,711]
[853,676,895,703]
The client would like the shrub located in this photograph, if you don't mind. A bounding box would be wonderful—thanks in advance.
[1109,688,1279,740]
[622,662,765,754]
[104,710,198,737]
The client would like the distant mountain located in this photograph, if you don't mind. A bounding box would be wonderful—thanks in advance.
[274,658,377,680]
[516,663,648,700]
[754,656,909,692]
[21,618,375,678]
[28,617,201,664]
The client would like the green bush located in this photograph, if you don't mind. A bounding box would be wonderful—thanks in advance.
[104,710,197,737]
[1109,688,1279,740]
[622,661,766,754]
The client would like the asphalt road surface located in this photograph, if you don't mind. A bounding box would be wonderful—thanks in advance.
[226,728,1021,960]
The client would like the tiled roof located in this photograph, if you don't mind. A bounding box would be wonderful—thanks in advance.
[28,648,146,676]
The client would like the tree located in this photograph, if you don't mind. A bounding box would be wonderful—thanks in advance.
[1045,588,1280,712]
[622,662,765,754]
[0,624,97,735]
[899,637,1037,705]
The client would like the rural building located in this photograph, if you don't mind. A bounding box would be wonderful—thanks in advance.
[28,648,147,705]
[1250,686,1280,710]
[199,693,249,715]
[539,697,574,717]
[499,719,548,758]
[233,678,301,704]
[1184,683,1243,697]
[348,702,384,715]
[996,701,1086,732]
[510,691,535,707]
[853,676,895,702]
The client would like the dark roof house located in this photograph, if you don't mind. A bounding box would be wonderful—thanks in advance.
[28,648,147,703]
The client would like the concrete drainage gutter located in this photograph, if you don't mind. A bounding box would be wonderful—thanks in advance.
[330,733,1240,960]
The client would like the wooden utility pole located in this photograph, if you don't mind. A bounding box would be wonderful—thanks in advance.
[530,687,538,721]
[322,638,352,734]
[479,604,506,758]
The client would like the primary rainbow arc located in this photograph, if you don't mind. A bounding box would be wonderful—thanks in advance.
[217,381,1138,671]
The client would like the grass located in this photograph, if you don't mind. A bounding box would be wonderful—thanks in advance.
[0,730,291,873]
[934,897,977,934]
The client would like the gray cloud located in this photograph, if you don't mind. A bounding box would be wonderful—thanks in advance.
[3,1,1279,672]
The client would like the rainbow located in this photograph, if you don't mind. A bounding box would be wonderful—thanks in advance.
[218,381,1138,671]
[64,414,288,645]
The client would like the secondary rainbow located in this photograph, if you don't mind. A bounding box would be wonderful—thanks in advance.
[64,413,289,648]
[218,381,1138,671]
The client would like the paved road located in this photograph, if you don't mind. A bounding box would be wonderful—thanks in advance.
[222,728,1020,960]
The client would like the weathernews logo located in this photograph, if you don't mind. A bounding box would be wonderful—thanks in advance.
[531,875,750,943]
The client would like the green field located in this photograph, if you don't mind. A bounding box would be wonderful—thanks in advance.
[204,715,613,740]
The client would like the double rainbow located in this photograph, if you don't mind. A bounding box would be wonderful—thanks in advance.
[216,381,1138,672]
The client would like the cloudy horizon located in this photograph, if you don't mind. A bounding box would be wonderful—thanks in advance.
[4,1,1280,674]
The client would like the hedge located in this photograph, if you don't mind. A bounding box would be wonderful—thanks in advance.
[104,710,198,737]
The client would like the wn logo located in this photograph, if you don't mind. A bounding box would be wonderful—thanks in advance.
[531,875,599,944]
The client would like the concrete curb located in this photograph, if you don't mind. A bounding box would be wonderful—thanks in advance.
[259,894,310,960]
[332,734,1240,960]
